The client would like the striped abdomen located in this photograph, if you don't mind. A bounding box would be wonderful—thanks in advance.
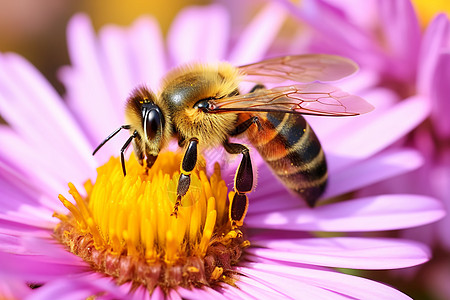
[245,112,327,207]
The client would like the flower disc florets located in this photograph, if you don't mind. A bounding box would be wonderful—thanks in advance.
[54,152,248,292]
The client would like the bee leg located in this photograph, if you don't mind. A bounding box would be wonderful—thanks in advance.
[171,137,199,217]
[230,116,261,136]
[131,134,157,175]
[229,85,264,136]
[120,130,138,176]
[93,124,131,155]
[132,134,145,167]
[223,141,253,228]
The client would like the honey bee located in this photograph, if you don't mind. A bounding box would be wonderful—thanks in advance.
[93,54,373,227]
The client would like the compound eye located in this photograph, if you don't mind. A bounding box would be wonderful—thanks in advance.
[144,109,162,140]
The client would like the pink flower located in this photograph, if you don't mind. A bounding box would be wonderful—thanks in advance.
[274,0,421,83]
[273,1,450,297]
[275,0,450,247]
[0,4,444,299]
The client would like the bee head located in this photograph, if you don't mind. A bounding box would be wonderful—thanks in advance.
[125,86,171,156]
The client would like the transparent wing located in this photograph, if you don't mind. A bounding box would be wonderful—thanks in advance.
[209,83,374,116]
[238,54,359,83]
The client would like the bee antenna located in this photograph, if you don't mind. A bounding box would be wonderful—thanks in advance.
[120,130,138,176]
[92,125,131,155]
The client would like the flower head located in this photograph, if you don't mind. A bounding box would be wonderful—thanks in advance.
[0,3,445,299]
[54,153,246,292]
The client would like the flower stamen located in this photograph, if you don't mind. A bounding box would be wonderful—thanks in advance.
[53,152,249,292]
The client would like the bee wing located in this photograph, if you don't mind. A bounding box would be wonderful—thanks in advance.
[209,83,374,116]
[239,54,359,83]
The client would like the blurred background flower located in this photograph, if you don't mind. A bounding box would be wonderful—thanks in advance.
[0,0,209,97]
[0,0,449,299]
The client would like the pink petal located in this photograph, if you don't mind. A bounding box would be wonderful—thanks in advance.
[17,236,85,264]
[0,211,55,231]
[0,54,93,164]
[0,164,66,219]
[0,233,22,251]
[434,154,450,248]
[128,16,167,88]
[27,275,127,300]
[176,287,229,300]
[249,162,309,214]
[167,289,182,300]
[276,0,382,69]
[150,287,165,300]
[249,237,430,269]
[62,16,166,166]
[221,284,258,300]
[0,162,61,222]
[323,95,430,170]
[0,277,31,299]
[0,129,69,199]
[250,149,423,214]
[430,53,450,139]
[0,162,42,210]
[229,3,287,65]
[417,13,450,95]
[378,0,420,81]
[239,263,412,299]
[236,270,348,299]
[0,219,50,238]
[233,280,289,299]
[168,5,229,64]
[0,236,85,276]
[26,281,96,300]
[246,194,444,232]
[97,16,167,102]
[0,251,87,283]
[324,148,423,198]
[0,54,95,182]
[98,25,138,104]
[128,286,152,300]
[62,14,123,147]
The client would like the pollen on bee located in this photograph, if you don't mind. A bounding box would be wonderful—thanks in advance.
[53,151,246,293]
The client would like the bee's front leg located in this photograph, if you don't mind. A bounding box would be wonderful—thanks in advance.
[120,130,138,176]
[132,134,145,167]
[133,135,158,174]
[171,137,198,217]
[223,141,253,228]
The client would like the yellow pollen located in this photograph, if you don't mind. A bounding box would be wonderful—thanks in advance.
[210,267,224,281]
[54,151,246,292]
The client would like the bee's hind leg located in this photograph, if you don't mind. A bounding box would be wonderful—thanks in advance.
[171,137,198,217]
[223,141,253,228]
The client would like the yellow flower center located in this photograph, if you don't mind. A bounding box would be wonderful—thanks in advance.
[53,152,248,292]
[411,0,450,26]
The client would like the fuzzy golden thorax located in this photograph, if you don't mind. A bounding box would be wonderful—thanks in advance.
[159,62,243,149]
